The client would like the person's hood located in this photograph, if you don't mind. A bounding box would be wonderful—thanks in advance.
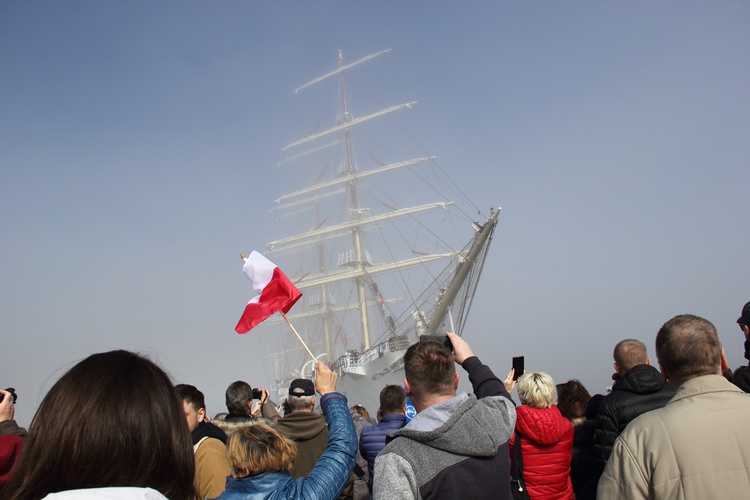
[224,471,296,498]
[274,411,327,441]
[614,364,666,395]
[391,393,515,458]
[42,488,168,499]
[350,411,374,433]
[515,405,571,446]
[0,434,24,483]
[191,420,228,445]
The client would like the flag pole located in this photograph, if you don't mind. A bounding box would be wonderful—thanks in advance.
[281,313,317,363]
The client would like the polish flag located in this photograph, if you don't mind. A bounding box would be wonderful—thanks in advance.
[235,251,302,334]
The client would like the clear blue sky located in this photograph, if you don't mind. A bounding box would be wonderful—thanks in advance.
[2,1,748,426]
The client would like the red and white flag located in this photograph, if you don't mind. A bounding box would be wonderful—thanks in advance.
[235,251,302,334]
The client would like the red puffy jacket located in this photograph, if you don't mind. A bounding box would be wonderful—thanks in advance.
[509,405,574,500]
[0,435,24,485]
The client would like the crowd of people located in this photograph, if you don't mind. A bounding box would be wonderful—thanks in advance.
[2,302,750,499]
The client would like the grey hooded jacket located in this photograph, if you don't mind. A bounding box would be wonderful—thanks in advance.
[373,357,516,500]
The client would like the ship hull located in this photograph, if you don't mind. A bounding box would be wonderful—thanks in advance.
[333,345,409,414]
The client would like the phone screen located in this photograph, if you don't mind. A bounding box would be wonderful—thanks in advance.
[512,356,524,380]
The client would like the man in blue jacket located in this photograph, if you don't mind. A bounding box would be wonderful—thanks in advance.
[215,360,357,500]
[359,385,407,492]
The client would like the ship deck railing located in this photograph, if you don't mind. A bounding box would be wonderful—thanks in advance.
[331,335,413,374]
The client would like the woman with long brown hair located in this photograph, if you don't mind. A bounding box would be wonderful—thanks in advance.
[1,350,196,500]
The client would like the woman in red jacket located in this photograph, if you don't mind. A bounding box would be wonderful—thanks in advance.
[509,371,574,500]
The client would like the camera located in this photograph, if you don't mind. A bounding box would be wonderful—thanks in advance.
[252,388,262,400]
[1,387,17,404]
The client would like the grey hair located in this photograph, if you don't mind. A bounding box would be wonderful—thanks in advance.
[287,395,314,412]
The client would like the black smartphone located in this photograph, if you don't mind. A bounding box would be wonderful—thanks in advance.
[252,388,262,400]
[419,334,454,352]
[512,356,524,380]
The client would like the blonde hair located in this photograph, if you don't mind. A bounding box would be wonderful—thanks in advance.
[227,423,297,477]
[517,371,556,409]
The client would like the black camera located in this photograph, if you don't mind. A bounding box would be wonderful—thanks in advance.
[252,388,262,400]
[1,387,17,404]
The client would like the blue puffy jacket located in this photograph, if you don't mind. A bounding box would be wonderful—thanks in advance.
[359,413,406,491]
[211,392,356,500]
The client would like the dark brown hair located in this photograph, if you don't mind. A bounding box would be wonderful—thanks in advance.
[1,350,196,500]
[379,385,406,414]
[404,340,455,401]
[176,383,206,411]
[656,314,721,383]
[225,380,253,415]
[556,379,591,422]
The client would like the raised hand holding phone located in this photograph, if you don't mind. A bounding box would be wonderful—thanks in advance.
[446,332,474,365]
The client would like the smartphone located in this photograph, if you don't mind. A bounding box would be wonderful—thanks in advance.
[252,388,262,400]
[419,334,454,352]
[512,356,524,380]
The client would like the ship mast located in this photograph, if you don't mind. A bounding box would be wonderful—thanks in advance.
[279,48,427,358]
[425,207,501,336]
[338,50,372,350]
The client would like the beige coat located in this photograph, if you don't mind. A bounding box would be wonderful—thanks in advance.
[597,374,750,499]
[194,436,231,500]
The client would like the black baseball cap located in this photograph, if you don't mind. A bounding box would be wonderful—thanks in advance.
[738,301,750,326]
[289,378,315,397]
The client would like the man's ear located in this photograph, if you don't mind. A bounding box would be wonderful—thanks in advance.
[720,348,730,374]
[658,361,669,383]
[646,357,651,366]
[403,378,412,397]
[613,362,621,376]
[744,324,750,341]
[198,407,206,423]
[454,371,459,390]
[310,395,316,407]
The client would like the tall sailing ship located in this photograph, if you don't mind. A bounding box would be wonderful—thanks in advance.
[258,49,500,413]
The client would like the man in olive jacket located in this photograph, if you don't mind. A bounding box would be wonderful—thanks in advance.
[598,314,750,499]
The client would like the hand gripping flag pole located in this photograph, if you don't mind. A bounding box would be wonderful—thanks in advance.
[235,251,316,363]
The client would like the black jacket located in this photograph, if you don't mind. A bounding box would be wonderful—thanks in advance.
[571,420,598,500]
[733,338,750,393]
[594,364,674,464]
